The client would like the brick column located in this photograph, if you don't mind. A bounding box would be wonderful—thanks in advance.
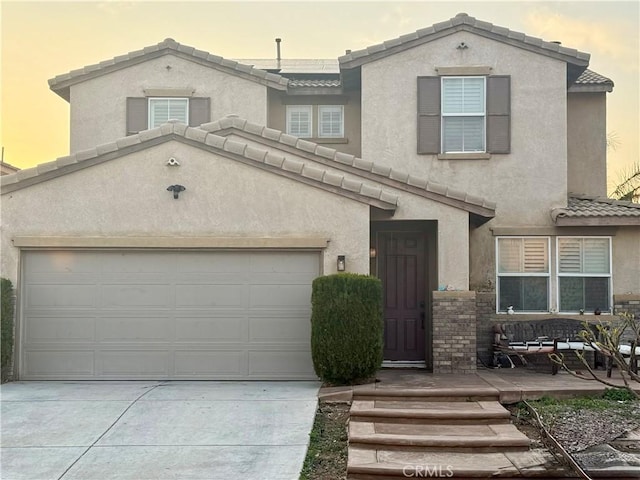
[432,291,477,373]
[614,294,640,343]
[475,292,496,367]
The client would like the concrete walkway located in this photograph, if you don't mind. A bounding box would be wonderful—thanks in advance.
[1,381,319,480]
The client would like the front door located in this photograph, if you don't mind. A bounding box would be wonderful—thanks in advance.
[379,232,427,361]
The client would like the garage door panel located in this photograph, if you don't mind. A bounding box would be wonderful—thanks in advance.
[21,250,319,380]
[250,284,312,308]
[175,284,245,307]
[99,351,170,376]
[249,316,311,342]
[101,284,172,308]
[174,351,246,376]
[97,317,172,342]
[27,285,97,308]
[248,351,315,377]
[25,351,95,376]
[25,316,96,343]
[174,317,247,342]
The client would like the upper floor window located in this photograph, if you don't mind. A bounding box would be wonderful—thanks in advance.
[557,237,611,313]
[417,75,510,155]
[286,105,312,137]
[318,106,344,138]
[441,77,485,153]
[496,237,550,312]
[149,98,189,128]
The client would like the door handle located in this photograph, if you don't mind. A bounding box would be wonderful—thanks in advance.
[420,311,425,329]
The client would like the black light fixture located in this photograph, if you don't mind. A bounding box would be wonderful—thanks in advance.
[337,255,346,272]
[167,184,186,199]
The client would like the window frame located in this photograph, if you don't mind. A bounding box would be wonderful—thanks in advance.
[148,97,189,128]
[317,105,344,138]
[495,236,551,314]
[556,236,613,314]
[286,105,313,138]
[440,76,486,154]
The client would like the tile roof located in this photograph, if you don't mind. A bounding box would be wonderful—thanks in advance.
[0,121,397,211]
[49,39,289,101]
[552,195,640,225]
[570,68,614,92]
[200,115,496,218]
[288,79,341,88]
[234,59,340,74]
[339,12,590,70]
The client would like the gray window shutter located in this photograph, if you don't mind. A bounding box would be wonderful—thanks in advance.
[417,77,441,154]
[189,98,211,126]
[126,97,148,135]
[487,76,510,154]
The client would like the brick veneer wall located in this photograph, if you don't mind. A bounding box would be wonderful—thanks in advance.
[476,292,496,367]
[614,294,640,343]
[432,291,477,373]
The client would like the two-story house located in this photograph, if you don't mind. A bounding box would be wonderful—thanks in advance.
[2,13,638,380]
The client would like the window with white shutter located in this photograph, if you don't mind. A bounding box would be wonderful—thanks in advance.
[496,237,550,312]
[557,237,611,313]
[286,105,312,138]
[318,105,344,138]
[441,77,485,153]
[148,98,189,128]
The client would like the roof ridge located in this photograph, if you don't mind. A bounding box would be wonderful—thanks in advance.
[569,194,640,209]
[199,115,496,213]
[48,38,289,101]
[339,12,590,68]
[0,121,397,209]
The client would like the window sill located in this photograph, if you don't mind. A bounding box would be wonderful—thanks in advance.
[303,137,349,144]
[438,152,491,160]
[491,313,614,321]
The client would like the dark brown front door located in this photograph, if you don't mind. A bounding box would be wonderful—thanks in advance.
[379,232,427,361]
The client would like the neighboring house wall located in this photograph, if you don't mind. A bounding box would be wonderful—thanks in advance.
[567,92,607,197]
[70,56,268,152]
[0,141,369,286]
[266,90,362,157]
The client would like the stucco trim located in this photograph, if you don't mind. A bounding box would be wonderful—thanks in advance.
[555,217,640,226]
[491,226,618,236]
[13,236,329,249]
[435,66,492,76]
[143,88,196,97]
[437,153,491,160]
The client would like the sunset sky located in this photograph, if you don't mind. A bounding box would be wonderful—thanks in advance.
[1,1,638,193]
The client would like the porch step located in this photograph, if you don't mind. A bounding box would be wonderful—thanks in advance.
[349,421,531,452]
[350,399,511,424]
[352,386,500,403]
[347,445,572,479]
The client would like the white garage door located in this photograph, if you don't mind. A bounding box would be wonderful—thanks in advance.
[20,250,319,380]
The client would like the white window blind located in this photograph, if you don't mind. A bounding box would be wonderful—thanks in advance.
[149,98,188,128]
[498,238,549,274]
[286,106,312,137]
[441,77,485,153]
[558,238,610,274]
[318,106,344,138]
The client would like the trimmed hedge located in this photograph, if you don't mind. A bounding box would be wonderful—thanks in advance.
[311,273,383,384]
[1,278,15,381]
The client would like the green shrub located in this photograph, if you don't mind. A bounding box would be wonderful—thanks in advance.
[1,278,15,380]
[603,387,637,402]
[310,273,383,384]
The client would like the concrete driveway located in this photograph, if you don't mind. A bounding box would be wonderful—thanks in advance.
[1,381,319,480]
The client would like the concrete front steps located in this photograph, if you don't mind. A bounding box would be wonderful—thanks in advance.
[347,387,571,478]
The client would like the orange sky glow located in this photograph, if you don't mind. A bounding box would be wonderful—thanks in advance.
[1,1,638,193]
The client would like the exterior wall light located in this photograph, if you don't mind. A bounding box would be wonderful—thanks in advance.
[369,247,377,259]
[167,184,186,199]
[337,255,346,272]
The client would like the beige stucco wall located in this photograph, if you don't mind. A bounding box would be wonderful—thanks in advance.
[0,142,370,288]
[361,31,568,227]
[267,90,362,157]
[69,56,268,153]
[612,227,640,294]
[567,92,608,197]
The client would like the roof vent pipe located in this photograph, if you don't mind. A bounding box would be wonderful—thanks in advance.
[551,41,561,45]
[275,38,282,69]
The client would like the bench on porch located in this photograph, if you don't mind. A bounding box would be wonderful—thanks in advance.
[492,318,601,375]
